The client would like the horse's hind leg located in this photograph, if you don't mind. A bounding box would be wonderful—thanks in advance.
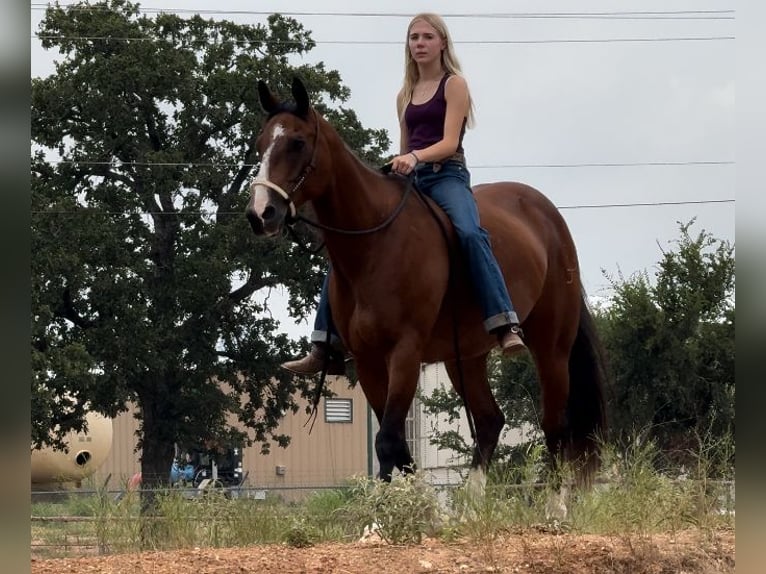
[530,350,570,470]
[444,354,504,488]
[529,348,574,520]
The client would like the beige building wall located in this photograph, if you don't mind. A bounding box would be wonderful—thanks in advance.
[95,376,371,492]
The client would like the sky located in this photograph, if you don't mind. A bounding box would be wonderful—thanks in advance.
[30,0,736,341]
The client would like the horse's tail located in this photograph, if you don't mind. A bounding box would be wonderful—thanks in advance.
[565,288,609,485]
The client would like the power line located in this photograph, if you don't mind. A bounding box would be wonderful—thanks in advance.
[30,199,735,216]
[473,161,734,169]
[28,6,735,15]
[29,5,736,20]
[40,159,734,169]
[32,34,735,45]
[557,199,734,210]
[29,5,735,13]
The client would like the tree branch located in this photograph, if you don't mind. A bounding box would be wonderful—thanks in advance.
[55,286,93,329]
[101,169,135,188]
[228,269,265,305]
[225,133,258,198]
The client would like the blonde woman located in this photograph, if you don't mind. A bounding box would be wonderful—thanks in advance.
[282,13,524,376]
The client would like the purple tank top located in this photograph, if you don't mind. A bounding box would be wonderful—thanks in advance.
[405,74,466,154]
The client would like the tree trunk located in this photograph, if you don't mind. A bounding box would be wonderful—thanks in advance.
[138,387,176,548]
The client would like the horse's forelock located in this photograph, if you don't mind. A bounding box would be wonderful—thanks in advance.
[265,102,310,121]
[264,103,292,120]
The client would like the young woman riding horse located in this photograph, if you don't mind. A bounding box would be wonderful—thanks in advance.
[245,13,608,487]
[283,13,524,377]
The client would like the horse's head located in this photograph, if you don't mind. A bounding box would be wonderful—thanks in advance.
[245,77,323,236]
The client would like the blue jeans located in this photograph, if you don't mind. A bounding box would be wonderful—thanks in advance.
[311,273,342,347]
[311,160,518,344]
[414,161,518,331]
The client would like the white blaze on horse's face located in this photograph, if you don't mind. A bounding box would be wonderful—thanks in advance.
[250,122,286,226]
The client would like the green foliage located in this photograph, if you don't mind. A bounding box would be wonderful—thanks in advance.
[601,220,735,463]
[345,472,444,544]
[283,519,317,548]
[576,439,684,535]
[31,0,390,484]
[570,434,734,537]
[449,444,553,538]
[299,488,356,539]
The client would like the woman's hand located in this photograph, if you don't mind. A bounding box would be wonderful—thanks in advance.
[391,151,420,175]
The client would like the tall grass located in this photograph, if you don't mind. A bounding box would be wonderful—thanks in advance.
[31,432,734,557]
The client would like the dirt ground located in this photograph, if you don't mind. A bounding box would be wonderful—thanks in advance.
[31,529,734,574]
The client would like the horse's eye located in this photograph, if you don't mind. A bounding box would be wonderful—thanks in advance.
[287,138,306,153]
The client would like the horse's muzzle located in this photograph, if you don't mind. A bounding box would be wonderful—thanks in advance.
[245,202,285,237]
[245,207,266,235]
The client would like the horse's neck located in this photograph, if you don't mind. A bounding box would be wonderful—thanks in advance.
[318,136,398,223]
[313,129,405,270]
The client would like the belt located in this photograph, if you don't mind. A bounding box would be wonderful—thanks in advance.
[426,152,466,173]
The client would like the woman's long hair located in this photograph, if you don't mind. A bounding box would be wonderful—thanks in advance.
[397,13,475,127]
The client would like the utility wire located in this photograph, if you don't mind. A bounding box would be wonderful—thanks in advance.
[557,199,734,210]
[30,199,736,216]
[473,161,735,169]
[38,159,735,169]
[30,8,734,212]
[29,5,736,20]
[32,34,735,44]
[29,8,736,44]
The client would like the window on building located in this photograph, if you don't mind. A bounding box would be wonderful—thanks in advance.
[325,398,353,423]
[405,394,420,468]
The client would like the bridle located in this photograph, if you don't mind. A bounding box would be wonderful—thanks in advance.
[251,107,415,237]
[250,109,321,220]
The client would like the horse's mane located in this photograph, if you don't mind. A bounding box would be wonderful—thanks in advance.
[266,104,412,197]
[326,120,411,193]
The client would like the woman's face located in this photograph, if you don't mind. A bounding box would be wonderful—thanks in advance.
[408,19,445,65]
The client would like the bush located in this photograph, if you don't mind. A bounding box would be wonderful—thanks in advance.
[345,472,443,544]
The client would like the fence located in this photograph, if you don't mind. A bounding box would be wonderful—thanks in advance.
[31,477,735,559]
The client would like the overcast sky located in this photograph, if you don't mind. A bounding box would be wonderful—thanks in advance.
[30,1,735,340]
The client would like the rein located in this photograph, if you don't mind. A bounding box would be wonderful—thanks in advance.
[293,178,414,236]
[285,180,415,258]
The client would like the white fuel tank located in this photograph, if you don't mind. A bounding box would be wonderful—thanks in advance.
[31,411,113,485]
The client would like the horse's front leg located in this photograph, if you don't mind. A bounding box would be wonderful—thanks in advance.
[374,338,422,482]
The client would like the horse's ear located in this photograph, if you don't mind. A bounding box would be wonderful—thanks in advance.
[291,76,310,118]
[258,81,279,114]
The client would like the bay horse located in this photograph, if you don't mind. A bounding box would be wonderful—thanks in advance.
[245,77,608,490]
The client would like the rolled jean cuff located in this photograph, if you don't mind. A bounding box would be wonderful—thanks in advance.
[310,330,344,350]
[483,311,520,333]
